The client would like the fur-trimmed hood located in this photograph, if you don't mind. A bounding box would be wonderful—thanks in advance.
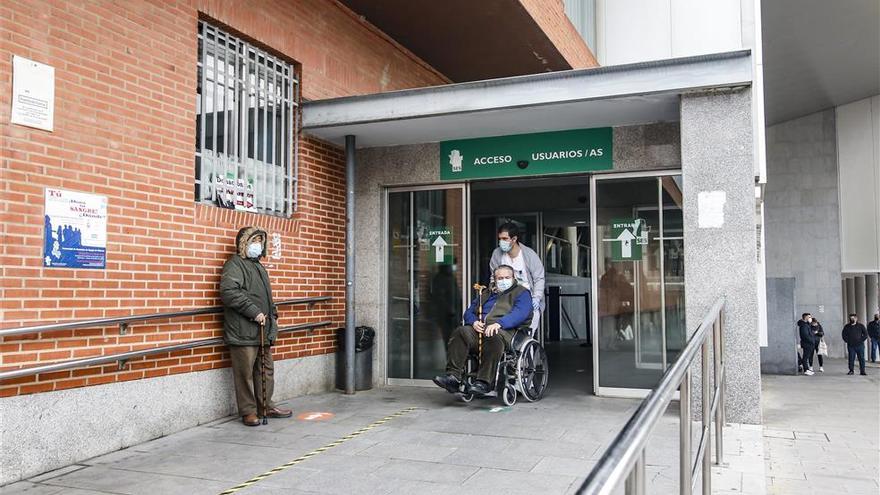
[235,226,267,258]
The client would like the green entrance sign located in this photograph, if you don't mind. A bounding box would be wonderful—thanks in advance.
[609,218,647,261]
[440,127,612,181]
[427,226,453,264]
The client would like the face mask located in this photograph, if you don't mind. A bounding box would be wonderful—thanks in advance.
[499,240,512,253]
[850,318,857,323]
[246,242,262,259]
[496,278,513,292]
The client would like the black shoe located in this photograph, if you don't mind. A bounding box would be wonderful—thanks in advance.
[847,371,854,375]
[469,380,491,396]
[432,374,460,393]
[860,372,867,376]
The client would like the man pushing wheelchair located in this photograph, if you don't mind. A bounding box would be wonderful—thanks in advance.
[433,264,534,397]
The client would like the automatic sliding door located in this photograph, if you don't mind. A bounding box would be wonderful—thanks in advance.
[592,173,685,393]
[387,186,466,382]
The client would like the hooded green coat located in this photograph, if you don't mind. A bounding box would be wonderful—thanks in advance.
[220,226,278,346]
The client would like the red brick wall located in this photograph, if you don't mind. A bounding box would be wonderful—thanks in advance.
[520,0,599,69]
[0,0,447,397]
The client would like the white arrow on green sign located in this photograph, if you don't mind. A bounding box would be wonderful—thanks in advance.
[427,226,453,264]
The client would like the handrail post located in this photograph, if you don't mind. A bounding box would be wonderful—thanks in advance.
[625,450,646,495]
[701,339,711,495]
[715,311,725,466]
[679,369,692,495]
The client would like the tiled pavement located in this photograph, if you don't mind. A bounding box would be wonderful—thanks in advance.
[1,383,697,495]
[761,359,879,495]
[1,358,876,495]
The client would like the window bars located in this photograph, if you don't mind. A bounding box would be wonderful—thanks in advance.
[196,21,300,216]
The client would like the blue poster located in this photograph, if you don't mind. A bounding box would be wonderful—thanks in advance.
[43,188,107,269]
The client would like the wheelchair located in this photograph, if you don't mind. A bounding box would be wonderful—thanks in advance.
[456,328,549,406]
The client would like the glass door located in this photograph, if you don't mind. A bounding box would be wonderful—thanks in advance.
[591,172,685,396]
[386,185,467,383]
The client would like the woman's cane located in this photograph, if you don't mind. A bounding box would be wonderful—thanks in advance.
[258,319,268,425]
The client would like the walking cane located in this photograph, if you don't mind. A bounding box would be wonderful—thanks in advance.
[258,319,269,425]
[472,284,487,365]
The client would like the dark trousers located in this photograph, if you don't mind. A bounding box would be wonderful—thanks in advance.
[801,342,815,369]
[869,337,880,362]
[812,348,824,367]
[446,325,513,384]
[847,343,866,373]
[229,344,276,416]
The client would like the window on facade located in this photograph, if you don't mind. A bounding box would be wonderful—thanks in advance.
[196,20,299,216]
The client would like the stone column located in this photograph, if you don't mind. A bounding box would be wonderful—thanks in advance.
[865,273,879,318]
[855,275,867,324]
[842,278,849,322]
[846,277,856,316]
[681,88,760,424]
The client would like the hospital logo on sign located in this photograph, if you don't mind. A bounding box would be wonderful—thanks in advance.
[448,149,463,172]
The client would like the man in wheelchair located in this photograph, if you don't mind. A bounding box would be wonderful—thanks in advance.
[432,265,532,397]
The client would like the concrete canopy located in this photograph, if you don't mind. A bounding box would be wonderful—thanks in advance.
[761,0,880,125]
[302,50,753,148]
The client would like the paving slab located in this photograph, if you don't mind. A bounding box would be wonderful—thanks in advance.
[762,358,879,495]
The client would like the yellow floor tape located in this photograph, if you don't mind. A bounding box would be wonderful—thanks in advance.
[217,406,418,495]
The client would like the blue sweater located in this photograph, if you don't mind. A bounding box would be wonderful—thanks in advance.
[463,289,532,330]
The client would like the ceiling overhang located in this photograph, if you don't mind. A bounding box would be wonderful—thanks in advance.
[303,51,753,148]
[339,0,578,82]
[761,0,880,125]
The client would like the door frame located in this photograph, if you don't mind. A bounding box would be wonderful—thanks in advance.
[590,170,683,399]
[383,183,470,386]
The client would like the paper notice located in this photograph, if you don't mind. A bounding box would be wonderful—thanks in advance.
[698,191,726,228]
[11,55,55,131]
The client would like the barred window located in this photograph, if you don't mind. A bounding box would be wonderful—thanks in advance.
[196,20,299,216]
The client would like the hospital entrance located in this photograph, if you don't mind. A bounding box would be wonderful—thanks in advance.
[385,171,686,398]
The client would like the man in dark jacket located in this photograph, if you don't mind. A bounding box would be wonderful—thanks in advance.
[433,265,533,396]
[797,313,816,375]
[867,313,880,362]
[221,226,292,426]
[841,313,868,376]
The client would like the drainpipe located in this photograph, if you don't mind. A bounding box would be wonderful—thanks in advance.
[344,135,356,395]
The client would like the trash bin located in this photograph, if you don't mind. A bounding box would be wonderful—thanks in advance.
[335,326,375,391]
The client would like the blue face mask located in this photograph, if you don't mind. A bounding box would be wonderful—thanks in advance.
[496,278,514,292]
[499,240,512,253]
[246,242,262,259]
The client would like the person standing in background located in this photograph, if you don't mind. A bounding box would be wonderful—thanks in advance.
[867,313,880,363]
[841,313,868,376]
[797,313,816,376]
[811,319,826,372]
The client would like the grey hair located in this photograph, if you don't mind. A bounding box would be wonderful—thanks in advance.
[494,264,515,277]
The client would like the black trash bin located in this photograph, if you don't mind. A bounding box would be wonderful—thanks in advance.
[335,326,375,391]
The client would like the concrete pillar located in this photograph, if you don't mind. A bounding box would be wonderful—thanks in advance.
[855,275,867,324]
[681,89,760,424]
[842,278,849,321]
[866,273,879,318]
[846,277,856,317]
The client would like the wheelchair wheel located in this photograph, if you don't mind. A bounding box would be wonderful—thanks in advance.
[460,392,475,403]
[518,340,549,402]
[502,384,517,406]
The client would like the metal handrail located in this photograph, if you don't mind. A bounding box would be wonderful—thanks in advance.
[578,297,726,495]
[0,320,333,381]
[0,296,331,338]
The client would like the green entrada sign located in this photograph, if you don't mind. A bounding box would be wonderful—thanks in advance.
[609,218,647,261]
[440,127,612,181]
[427,226,453,264]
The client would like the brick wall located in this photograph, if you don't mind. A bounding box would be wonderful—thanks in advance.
[0,0,447,397]
[519,0,599,69]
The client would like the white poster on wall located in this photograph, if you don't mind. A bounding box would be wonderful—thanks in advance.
[697,191,726,228]
[43,189,108,269]
[11,55,55,131]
